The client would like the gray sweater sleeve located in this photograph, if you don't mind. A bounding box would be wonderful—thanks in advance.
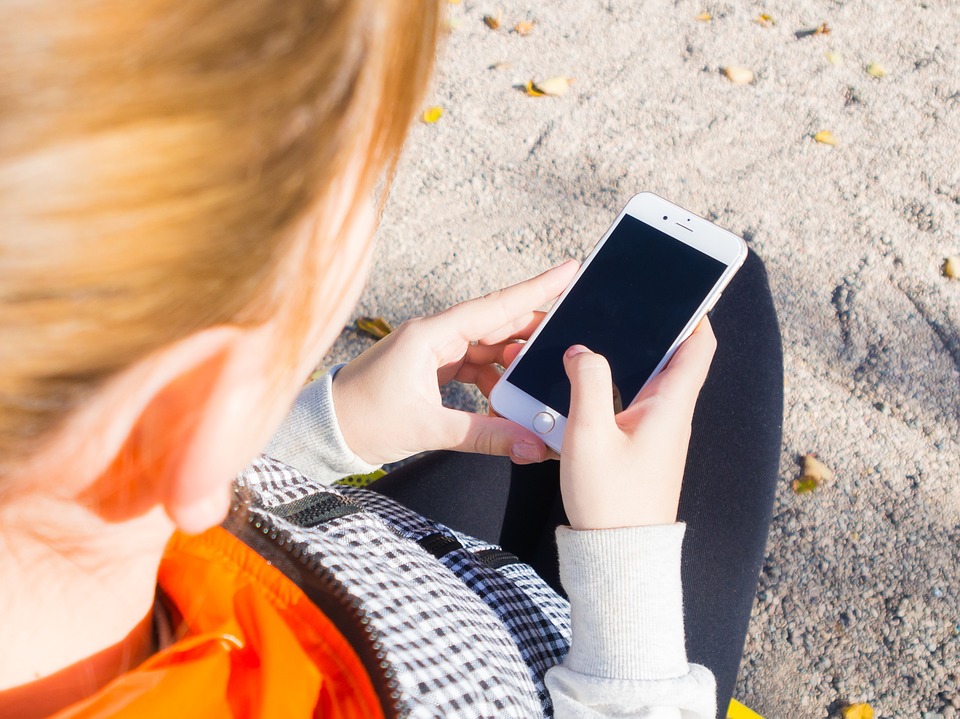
[266,367,716,717]
[263,365,382,484]
[546,525,716,718]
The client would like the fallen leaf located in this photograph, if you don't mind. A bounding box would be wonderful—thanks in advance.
[489,61,512,71]
[756,13,775,26]
[814,130,838,146]
[722,65,754,84]
[792,476,819,494]
[483,11,502,30]
[866,61,887,78]
[695,11,712,21]
[727,699,764,719]
[943,256,959,278]
[825,51,843,65]
[356,316,393,339]
[524,80,545,97]
[796,22,831,38]
[842,703,874,719]
[513,20,535,35]
[792,453,835,494]
[802,453,835,482]
[526,76,574,96]
[421,105,443,124]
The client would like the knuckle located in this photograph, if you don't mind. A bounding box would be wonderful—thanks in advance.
[482,287,504,302]
[397,316,426,336]
[471,426,498,456]
[575,353,610,375]
[483,287,510,314]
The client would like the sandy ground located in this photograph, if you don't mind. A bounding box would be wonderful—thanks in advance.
[318,0,960,715]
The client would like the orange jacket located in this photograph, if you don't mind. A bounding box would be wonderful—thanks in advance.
[52,527,384,719]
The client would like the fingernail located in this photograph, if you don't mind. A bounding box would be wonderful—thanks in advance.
[511,442,540,462]
[565,345,590,358]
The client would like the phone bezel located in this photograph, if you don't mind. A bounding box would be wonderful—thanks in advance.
[489,192,748,453]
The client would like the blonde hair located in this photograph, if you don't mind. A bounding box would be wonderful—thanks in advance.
[0,0,442,478]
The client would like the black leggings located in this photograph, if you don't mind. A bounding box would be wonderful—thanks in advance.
[369,251,783,716]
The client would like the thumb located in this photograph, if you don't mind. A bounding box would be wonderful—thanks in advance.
[436,408,549,462]
[563,345,616,433]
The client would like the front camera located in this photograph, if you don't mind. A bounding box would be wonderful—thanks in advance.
[662,215,668,220]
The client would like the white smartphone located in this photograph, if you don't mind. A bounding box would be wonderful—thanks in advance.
[489,192,747,453]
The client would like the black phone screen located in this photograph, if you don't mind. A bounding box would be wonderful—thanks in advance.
[507,214,727,417]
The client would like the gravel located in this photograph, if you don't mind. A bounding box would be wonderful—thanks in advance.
[318,0,960,715]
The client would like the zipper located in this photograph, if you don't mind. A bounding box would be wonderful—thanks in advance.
[417,532,462,559]
[473,548,521,570]
[225,490,408,719]
[417,532,521,571]
[267,491,358,527]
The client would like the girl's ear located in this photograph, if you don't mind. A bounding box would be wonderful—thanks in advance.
[49,324,281,534]
[142,327,266,534]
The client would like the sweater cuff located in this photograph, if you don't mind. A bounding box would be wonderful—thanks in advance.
[264,364,382,484]
[556,523,688,681]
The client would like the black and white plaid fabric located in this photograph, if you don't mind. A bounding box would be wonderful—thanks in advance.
[235,455,571,718]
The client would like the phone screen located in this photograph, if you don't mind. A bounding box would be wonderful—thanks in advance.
[506,214,727,417]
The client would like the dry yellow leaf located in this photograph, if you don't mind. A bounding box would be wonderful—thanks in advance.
[814,130,838,146]
[802,454,835,482]
[866,62,887,78]
[798,22,831,38]
[727,699,764,719]
[825,51,843,65]
[356,316,393,339]
[421,105,444,124]
[695,11,712,21]
[756,13,775,26]
[792,476,819,494]
[483,12,502,30]
[842,703,874,719]
[524,80,545,97]
[944,256,959,278]
[722,66,754,84]
[792,453,835,495]
[527,76,574,97]
[513,20,535,35]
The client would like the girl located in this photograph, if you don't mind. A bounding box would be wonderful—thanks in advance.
[0,0,782,717]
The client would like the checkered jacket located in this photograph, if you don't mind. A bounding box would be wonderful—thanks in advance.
[229,454,571,718]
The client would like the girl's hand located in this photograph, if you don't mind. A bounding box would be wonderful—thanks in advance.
[331,261,579,465]
[559,318,718,530]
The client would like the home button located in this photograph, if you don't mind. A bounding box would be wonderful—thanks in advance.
[532,411,555,434]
